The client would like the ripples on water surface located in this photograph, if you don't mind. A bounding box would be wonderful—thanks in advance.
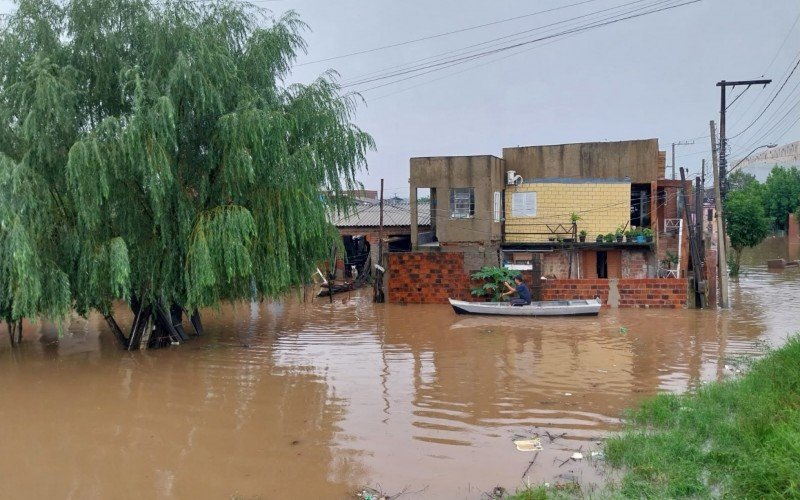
[0,238,798,498]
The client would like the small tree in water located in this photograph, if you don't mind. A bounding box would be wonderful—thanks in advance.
[0,0,373,347]
[725,190,771,276]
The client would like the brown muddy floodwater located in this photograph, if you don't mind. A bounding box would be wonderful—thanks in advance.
[1,238,799,499]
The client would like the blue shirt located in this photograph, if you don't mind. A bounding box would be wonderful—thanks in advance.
[516,282,532,304]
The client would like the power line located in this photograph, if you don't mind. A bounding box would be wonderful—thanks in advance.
[763,11,800,77]
[344,0,689,90]
[729,53,800,140]
[296,0,604,67]
[346,0,700,93]
[339,0,655,86]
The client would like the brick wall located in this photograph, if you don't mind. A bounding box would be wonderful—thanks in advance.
[505,181,630,243]
[388,251,687,308]
[615,279,687,308]
[388,252,473,304]
[621,249,650,278]
[527,278,685,308]
[537,278,610,304]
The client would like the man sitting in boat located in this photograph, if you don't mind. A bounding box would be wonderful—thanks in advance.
[502,276,532,306]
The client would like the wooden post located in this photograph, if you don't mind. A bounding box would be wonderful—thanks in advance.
[710,120,729,308]
[680,168,705,308]
[374,179,385,303]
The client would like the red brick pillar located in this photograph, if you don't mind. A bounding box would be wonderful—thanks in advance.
[789,213,799,240]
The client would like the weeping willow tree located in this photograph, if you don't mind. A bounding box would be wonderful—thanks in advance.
[0,0,373,347]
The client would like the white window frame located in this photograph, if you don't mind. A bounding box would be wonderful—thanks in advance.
[511,192,537,217]
[493,191,501,222]
[449,187,475,219]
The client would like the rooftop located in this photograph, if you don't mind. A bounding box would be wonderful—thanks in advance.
[330,202,430,228]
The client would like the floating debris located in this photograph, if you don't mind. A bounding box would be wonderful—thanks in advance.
[571,452,584,460]
[619,326,628,334]
[513,436,543,452]
[564,392,573,396]
[356,487,385,500]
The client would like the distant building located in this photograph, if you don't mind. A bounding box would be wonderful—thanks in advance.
[392,139,702,308]
[330,203,431,263]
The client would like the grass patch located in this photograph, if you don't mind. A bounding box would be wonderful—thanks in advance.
[604,335,800,498]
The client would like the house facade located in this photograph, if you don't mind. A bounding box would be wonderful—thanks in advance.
[394,139,699,308]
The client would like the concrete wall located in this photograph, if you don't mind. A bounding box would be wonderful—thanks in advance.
[502,139,661,184]
[410,155,504,245]
[504,180,631,243]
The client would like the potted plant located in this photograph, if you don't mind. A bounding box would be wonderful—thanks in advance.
[643,227,654,242]
[614,226,624,243]
[570,212,582,224]
[596,234,604,243]
[624,229,634,243]
[604,232,615,243]
[579,230,587,242]
[635,228,646,244]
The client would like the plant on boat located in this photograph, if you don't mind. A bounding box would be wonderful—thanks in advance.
[470,266,519,301]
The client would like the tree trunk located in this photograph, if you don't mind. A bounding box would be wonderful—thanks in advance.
[7,322,16,347]
[127,305,152,351]
[104,314,129,348]
[14,321,22,344]
[190,310,204,336]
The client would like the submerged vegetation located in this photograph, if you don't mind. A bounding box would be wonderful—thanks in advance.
[0,0,373,346]
[604,335,800,498]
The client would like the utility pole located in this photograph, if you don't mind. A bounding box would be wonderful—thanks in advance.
[374,179,385,303]
[710,120,729,308]
[671,140,695,180]
[716,79,771,200]
[680,167,705,308]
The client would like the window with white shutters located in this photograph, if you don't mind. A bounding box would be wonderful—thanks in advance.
[511,192,537,217]
[493,191,501,222]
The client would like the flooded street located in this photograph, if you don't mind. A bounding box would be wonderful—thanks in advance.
[1,238,798,499]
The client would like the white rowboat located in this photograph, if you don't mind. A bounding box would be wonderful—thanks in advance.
[448,298,602,316]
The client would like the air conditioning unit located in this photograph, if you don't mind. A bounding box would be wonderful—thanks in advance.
[506,170,523,186]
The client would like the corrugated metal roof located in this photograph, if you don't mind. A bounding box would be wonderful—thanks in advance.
[330,203,430,227]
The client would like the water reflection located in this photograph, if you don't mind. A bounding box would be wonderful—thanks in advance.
[0,238,798,498]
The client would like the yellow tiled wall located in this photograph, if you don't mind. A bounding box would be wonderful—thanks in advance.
[505,182,631,243]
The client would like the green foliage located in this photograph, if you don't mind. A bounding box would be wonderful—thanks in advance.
[726,189,771,276]
[604,233,615,243]
[763,165,800,230]
[605,335,800,498]
[727,170,761,194]
[470,266,519,301]
[0,0,373,325]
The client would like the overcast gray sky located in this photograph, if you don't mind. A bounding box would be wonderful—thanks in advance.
[2,0,798,195]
